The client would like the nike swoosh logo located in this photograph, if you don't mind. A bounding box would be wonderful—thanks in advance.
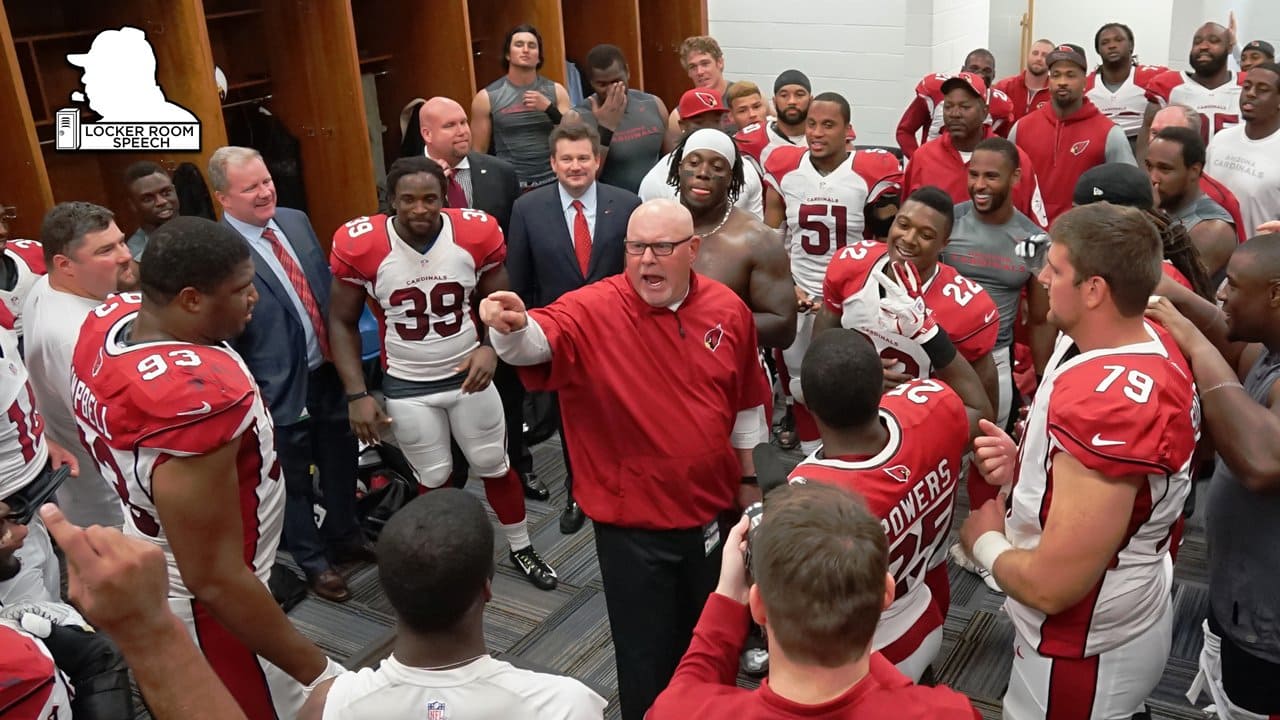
[176,401,213,416]
[1090,433,1126,447]
[984,309,998,323]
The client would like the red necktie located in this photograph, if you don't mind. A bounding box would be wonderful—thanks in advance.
[262,227,330,359]
[571,200,591,276]
[446,169,468,209]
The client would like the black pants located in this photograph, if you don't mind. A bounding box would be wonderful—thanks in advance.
[593,513,731,720]
[1209,612,1280,713]
[276,364,361,576]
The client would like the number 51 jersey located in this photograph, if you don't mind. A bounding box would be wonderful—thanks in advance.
[330,210,506,382]
[71,294,283,600]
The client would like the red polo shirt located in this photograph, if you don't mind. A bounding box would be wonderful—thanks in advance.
[518,273,769,530]
[902,127,1048,227]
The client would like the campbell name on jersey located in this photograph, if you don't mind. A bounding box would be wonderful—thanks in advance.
[765,147,901,297]
[70,294,283,599]
[330,210,505,383]
[0,304,47,499]
[788,378,968,653]
[2,239,46,337]
[1006,323,1198,658]
[823,241,998,378]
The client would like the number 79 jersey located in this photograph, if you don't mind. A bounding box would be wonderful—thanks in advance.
[764,146,902,297]
[787,379,968,655]
[1007,323,1198,658]
[330,210,505,382]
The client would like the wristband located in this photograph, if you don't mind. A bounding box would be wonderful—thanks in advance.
[302,657,346,699]
[740,475,758,486]
[921,328,957,369]
[598,126,614,147]
[972,531,1013,572]
[544,105,563,124]
[345,391,370,403]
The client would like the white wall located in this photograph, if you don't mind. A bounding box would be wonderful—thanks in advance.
[1031,0,1175,70]
[988,0,1026,78]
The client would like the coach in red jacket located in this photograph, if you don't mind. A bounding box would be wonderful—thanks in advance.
[481,198,770,720]
[1009,44,1136,224]
[903,72,1048,227]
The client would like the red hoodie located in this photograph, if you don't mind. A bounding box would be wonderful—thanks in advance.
[1011,98,1122,224]
[994,71,1052,123]
[902,126,1048,227]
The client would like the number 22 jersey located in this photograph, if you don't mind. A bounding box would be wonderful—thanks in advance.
[330,210,505,383]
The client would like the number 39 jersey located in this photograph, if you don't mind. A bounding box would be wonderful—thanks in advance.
[2,238,47,338]
[0,303,47,499]
[764,146,901,297]
[823,241,998,378]
[788,379,968,656]
[330,210,505,382]
[1007,323,1198,659]
[71,294,283,600]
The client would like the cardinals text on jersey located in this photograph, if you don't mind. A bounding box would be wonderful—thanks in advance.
[765,147,901,296]
[1145,70,1244,143]
[2,239,46,337]
[330,210,505,382]
[1085,65,1167,136]
[70,294,283,599]
[1006,323,1198,658]
[823,241,998,378]
[788,378,969,662]
[0,304,47,499]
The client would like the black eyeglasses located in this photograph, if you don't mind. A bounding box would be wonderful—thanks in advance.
[623,235,693,257]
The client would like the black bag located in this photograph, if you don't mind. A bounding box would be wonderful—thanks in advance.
[355,443,418,542]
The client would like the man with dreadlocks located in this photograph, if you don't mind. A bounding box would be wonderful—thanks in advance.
[666,128,796,348]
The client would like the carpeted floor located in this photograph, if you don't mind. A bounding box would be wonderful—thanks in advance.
[266,436,1214,720]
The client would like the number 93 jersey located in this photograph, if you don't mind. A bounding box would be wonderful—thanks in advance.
[1007,323,1198,658]
[70,294,283,599]
[330,210,505,382]
[787,379,968,657]
[823,241,998,378]
[764,146,901,297]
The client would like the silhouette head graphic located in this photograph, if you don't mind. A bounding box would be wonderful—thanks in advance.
[67,27,197,122]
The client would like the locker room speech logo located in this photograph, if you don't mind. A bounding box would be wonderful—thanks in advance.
[55,26,200,152]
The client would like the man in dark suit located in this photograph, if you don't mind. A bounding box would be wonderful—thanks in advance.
[506,123,642,532]
[210,146,372,603]
[417,97,549,501]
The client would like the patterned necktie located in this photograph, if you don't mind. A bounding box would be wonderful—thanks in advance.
[571,200,592,276]
[446,169,469,209]
[261,227,330,359]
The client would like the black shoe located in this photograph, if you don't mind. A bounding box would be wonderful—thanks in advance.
[559,501,586,534]
[520,471,550,502]
[774,406,799,450]
[510,546,558,590]
[331,539,378,567]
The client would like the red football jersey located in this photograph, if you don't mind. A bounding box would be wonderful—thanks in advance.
[788,378,968,663]
[823,241,998,377]
[2,238,47,337]
[71,294,284,600]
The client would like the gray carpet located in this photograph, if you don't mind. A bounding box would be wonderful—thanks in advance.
[268,437,1213,720]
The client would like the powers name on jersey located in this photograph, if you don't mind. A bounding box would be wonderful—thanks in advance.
[823,241,998,378]
[70,294,283,599]
[330,209,505,382]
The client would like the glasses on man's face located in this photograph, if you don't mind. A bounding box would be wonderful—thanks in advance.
[623,235,693,257]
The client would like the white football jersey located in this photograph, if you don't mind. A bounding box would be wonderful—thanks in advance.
[1146,70,1244,143]
[0,315,47,499]
[331,210,505,383]
[71,295,283,599]
[1086,65,1167,137]
[764,147,882,297]
[1,239,47,338]
[322,655,606,720]
[1006,324,1198,658]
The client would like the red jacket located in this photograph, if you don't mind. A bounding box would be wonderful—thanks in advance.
[1012,99,1121,224]
[994,71,1052,123]
[902,126,1048,227]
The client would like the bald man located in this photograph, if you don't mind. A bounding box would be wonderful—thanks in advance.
[419,97,520,233]
[1139,22,1245,159]
[482,198,770,720]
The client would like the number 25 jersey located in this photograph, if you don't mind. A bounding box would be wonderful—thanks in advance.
[330,210,505,382]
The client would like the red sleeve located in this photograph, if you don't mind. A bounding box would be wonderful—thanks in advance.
[929,268,999,361]
[854,149,904,204]
[1161,261,1194,291]
[450,209,507,271]
[763,144,805,194]
[901,143,925,202]
[0,625,57,717]
[1145,71,1180,106]
[733,122,769,165]
[1013,147,1049,228]
[987,89,1014,137]
[329,215,389,286]
[896,97,932,159]
[1200,175,1248,243]
[136,352,259,455]
[661,593,748,689]
[822,241,885,314]
[515,281,613,392]
[1134,65,1169,87]
[7,240,46,275]
[1047,356,1195,478]
[0,304,13,331]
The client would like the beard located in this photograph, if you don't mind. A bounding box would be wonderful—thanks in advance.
[1189,50,1228,75]
[779,107,807,126]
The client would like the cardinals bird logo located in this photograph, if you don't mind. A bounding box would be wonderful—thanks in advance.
[694,91,720,108]
[883,464,911,483]
[1069,140,1091,156]
[704,324,725,352]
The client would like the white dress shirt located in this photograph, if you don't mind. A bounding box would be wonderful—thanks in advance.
[558,181,598,243]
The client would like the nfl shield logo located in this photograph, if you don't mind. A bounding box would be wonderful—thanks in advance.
[427,700,448,720]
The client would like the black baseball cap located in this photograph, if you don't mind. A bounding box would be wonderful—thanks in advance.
[1243,40,1275,60]
[1046,43,1088,71]
[1073,163,1154,210]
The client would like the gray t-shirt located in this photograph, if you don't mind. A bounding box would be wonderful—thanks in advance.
[1206,349,1280,663]
[1172,193,1234,232]
[486,75,557,189]
[941,202,1047,349]
[573,89,666,193]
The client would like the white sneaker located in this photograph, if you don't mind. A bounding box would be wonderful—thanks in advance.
[949,542,1004,593]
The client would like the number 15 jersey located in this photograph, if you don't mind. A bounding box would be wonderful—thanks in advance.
[330,210,505,382]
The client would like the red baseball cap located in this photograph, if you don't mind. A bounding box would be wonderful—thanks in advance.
[678,89,728,119]
[941,71,987,98]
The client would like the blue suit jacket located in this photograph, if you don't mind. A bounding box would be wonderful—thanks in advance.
[506,181,641,308]
[227,206,333,425]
